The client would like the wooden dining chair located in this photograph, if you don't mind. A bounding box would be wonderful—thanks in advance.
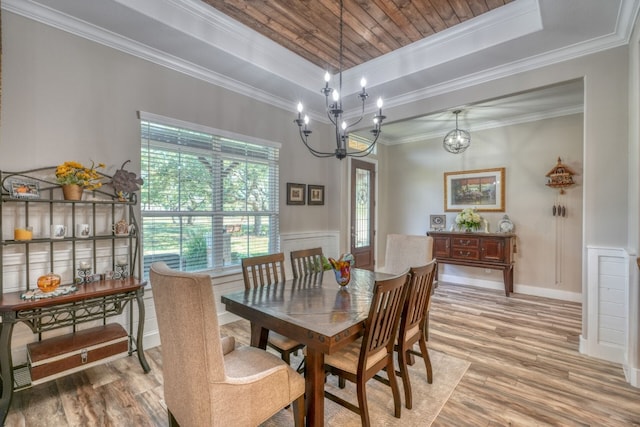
[290,247,324,278]
[377,234,436,366]
[323,272,410,426]
[396,260,438,409]
[241,253,305,365]
[149,262,305,426]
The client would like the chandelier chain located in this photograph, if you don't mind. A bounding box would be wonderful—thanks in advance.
[293,0,385,160]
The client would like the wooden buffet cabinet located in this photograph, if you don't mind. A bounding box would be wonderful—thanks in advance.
[427,231,516,296]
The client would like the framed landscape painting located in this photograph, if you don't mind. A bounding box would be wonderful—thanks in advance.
[444,167,505,212]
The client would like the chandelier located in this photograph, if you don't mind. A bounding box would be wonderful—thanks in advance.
[443,110,471,154]
[294,0,385,160]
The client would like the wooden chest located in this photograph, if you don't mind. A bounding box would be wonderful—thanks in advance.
[27,323,128,385]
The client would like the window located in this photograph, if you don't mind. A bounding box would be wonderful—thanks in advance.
[139,112,280,277]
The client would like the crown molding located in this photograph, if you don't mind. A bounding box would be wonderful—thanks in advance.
[3,0,637,132]
[341,0,543,91]
[383,106,584,146]
[3,0,305,116]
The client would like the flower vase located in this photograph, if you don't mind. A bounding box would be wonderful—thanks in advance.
[332,264,351,286]
[62,184,83,201]
[328,254,354,287]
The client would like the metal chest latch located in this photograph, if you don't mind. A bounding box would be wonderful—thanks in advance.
[81,349,88,364]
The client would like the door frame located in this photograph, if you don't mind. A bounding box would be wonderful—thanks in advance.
[347,157,379,270]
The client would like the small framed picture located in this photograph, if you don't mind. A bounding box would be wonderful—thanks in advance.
[286,183,306,205]
[430,214,446,230]
[308,185,325,206]
[10,180,40,199]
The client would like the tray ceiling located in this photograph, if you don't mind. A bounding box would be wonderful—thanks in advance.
[4,0,638,143]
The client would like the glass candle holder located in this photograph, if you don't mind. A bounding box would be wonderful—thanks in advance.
[14,227,33,241]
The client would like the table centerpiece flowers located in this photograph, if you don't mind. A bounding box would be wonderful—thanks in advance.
[455,207,483,232]
[56,160,105,200]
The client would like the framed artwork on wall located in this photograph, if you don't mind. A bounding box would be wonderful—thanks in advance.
[444,167,505,212]
[286,183,306,205]
[308,185,324,205]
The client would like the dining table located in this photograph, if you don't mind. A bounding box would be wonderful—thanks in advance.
[220,267,392,427]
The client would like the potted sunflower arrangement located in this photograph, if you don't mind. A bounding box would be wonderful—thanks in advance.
[55,161,105,200]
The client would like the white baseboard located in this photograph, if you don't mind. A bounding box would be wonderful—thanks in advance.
[143,331,161,349]
[440,273,582,302]
[623,364,640,388]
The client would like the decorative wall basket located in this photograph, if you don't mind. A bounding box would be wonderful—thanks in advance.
[61,184,83,201]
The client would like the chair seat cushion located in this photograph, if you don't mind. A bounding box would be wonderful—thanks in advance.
[397,324,420,345]
[269,332,302,351]
[224,346,305,397]
[323,338,388,375]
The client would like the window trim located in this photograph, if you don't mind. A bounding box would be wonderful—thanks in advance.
[139,111,281,278]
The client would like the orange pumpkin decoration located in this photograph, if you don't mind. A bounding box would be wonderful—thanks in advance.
[37,273,61,293]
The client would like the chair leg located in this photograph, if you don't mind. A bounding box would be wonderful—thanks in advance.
[418,337,433,384]
[339,376,346,388]
[356,376,370,427]
[292,394,305,427]
[397,347,413,409]
[407,351,416,366]
[386,359,402,418]
[168,408,180,427]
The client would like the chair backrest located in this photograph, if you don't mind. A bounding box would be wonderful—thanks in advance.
[149,262,225,426]
[381,234,434,275]
[241,253,286,289]
[359,272,410,373]
[290,247,324,278]
[399,260,437,342]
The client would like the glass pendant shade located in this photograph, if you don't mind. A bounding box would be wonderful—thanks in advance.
[443,110,471,154]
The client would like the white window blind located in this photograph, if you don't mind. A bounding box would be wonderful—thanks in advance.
[140,114,280,277]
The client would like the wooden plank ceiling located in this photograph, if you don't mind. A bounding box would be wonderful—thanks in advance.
[201,0,513,72]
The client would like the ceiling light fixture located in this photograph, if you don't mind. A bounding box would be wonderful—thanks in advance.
[443,110,471,154]
[294,0,385,160]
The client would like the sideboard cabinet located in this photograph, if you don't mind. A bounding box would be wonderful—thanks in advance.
[0,168,150,424]
[427,231,516,296]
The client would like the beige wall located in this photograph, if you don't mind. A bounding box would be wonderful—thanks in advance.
[379,114,583,297]
[0,12,341,236]
[1,8,639,374]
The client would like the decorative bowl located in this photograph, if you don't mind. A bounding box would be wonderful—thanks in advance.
[37,272,61,293]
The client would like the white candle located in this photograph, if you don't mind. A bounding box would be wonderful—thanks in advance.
[116,257,128,266]
[79,261,91,269]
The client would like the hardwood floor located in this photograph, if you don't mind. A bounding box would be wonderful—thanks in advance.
[6,281,640,426]
[430,283,640,426]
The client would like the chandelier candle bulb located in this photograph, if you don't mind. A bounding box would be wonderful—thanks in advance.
[293,0,385,159]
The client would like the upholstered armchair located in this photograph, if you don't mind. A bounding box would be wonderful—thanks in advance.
[378,234,434,275]
[149,262,305,427]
